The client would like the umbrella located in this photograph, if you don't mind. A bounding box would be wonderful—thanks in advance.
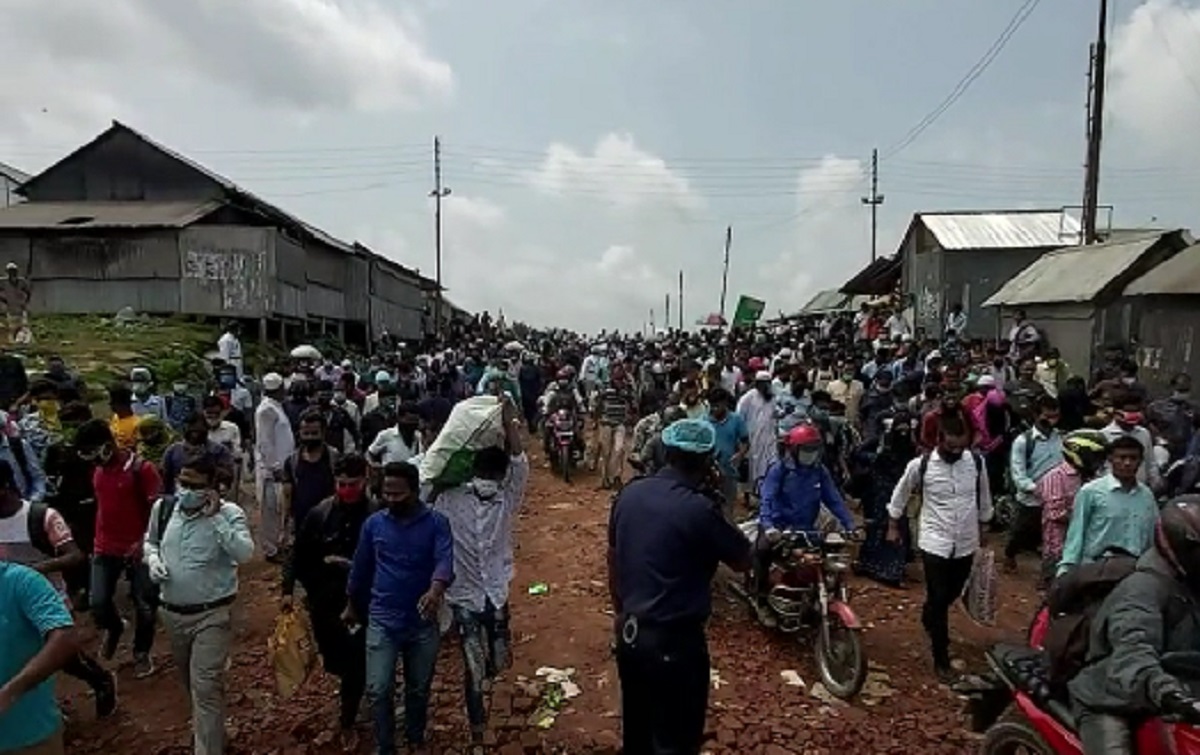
[504,340,525,353]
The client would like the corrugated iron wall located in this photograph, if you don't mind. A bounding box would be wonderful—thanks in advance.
[1133,298,1200,395]
[178,226,273,317]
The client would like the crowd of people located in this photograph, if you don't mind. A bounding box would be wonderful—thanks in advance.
[4,301,1200,754]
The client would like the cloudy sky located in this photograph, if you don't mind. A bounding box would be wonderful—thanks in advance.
[2,0,1199,332]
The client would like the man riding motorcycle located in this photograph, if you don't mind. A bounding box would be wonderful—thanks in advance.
[1068,497,1200,753]
[541,366,587,459]
[753,423,857,626]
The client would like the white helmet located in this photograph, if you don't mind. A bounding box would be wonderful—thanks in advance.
[290,344,322,361]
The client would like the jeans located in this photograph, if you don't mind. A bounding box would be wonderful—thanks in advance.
[452,601,512,731]
[616,620,709,755]
[920,550,975,669]
[162,606,233,755]
[365,620,440,753]
[90,554,156,655]
[1075,709,1133,754]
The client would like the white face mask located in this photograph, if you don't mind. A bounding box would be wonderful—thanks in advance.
[470,478,502,500]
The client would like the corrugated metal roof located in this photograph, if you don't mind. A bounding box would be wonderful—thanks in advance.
[983,233,1167,307]
[921,211,1081,250]
[0,161,29,185]
[840,254,902,295]
[1124,242,1200,296]
[800,290,848,314]
[0,200,220,229]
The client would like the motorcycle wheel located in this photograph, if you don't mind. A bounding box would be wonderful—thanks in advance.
[979,710,1053,755]
[815,616,867,699]
[559,446,572,484]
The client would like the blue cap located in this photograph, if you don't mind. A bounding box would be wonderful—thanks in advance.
[661,418,716,454]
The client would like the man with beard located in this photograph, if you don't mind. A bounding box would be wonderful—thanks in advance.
[282,454,374,747]
[433,399,527,749]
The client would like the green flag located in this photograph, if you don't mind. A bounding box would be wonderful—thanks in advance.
[732,295,765,327]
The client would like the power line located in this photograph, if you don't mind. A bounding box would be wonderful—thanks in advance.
[882,0,1042,160]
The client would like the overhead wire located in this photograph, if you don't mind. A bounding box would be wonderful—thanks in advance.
[881,0,1043,160]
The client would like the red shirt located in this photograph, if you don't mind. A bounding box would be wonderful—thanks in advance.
[92,453,162,558]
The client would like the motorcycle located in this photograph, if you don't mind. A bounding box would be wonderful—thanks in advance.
[968,644,1200,754]
[549,408,580,483]
[729,526,868,699]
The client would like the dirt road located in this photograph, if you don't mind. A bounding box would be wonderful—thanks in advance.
[62,447,1039,754]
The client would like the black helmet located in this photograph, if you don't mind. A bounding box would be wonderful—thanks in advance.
[1155,496,1200,589]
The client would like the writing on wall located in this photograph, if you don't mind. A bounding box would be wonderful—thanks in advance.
[182,245,266,313]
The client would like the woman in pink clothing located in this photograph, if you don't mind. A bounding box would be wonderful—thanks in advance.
[1036,429,1108,584]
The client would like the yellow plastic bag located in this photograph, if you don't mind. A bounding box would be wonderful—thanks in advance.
[268,611,316,699]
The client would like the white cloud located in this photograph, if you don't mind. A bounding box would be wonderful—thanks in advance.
[1108,0,1200,160]
[440,194,506,229]
[757,156,870,310]
[0,0,453,139]
[527,132,704,214]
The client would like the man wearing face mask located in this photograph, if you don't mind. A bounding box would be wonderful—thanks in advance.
[1101,397,1161,492]
[1149,373,1198,463]
[144,453,254,755]
[736,371,778,502]
[164,379,197,435]
[887,414,992,681]
[282,411,338,547]
[19,380,61,467]
[433,398,527,748]
[346,461,453,755]
[754,424,856,623]
[1005,395,1064,574]
[316,380,359,455]
[361,374,399,451]
[827,364,864,427]
[281,454,374,745]
[367,403,423,469]
[128,367,166,423]
[74,419,163,679]
[161,412,236,497]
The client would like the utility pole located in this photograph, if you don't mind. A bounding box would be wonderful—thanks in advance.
[429,136,452,336]
[718,225,732,322]
[649,308,655,334]
[861,148,884,261]
[665,294,671,333]
[678,270,684,331]
[1081,0,1109,245]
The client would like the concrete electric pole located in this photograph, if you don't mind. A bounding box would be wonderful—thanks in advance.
[430,136,452,337]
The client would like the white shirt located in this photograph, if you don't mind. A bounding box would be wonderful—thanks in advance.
[218,332,243,377]
[720,366,742,393]
[254,397,294,475]
[887,450,994,559]
[946,311,968,336]
[433,454,530,612]
[367,426,423,465]
[207,420,243,460]
[885,313,910,339]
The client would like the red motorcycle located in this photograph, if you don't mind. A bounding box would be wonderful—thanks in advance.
[970,644,1200,754]
[549,408,579,483]
[730,528,867,699]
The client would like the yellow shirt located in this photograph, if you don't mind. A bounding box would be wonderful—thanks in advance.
[110,414,140,452]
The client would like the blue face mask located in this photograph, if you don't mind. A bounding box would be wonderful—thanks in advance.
[176,488,205,512]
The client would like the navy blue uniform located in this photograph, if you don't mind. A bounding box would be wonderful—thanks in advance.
[608,468,750,754]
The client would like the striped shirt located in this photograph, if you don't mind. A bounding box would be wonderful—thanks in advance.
[598,385,635,427]
[1037,461,1081,565]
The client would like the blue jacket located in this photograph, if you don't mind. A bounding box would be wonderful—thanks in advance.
[0,436,45,502]
[759,458,854,533]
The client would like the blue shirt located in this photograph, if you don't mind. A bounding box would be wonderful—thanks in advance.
[1009,427,1065,507]
[1057,473,1158,575]
[608,469,750,624]
[0,436,46,502]
[707,412,748,476]
[760,458,855,532]
[132,394,166,422]
[0,562,74,751]
[348,505,455,640]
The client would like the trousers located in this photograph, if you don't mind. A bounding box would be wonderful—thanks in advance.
[594,424,627,484]
[90,554,156,655]
[1005,504,1043,560]
[616,620,709,755]
[256,477,284,558]
[162,605,233,755]
[920,550,974,669]
[365,620,440,753]
[452,600,513,732]
[1075,709,1133,755]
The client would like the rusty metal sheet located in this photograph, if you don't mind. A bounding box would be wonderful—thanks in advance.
[1124,243,1200,296]
[922,211,1079,251]
[0,200,219,229]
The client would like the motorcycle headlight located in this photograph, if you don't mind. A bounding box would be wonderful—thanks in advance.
[825,555,850,573]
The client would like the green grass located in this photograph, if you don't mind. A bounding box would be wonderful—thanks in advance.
[17,315,280,398]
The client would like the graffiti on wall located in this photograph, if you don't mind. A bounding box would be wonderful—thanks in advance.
[918,285,942,327]
[182,245,267,313]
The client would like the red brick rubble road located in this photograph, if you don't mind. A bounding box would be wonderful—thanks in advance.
[61,449,1040,754]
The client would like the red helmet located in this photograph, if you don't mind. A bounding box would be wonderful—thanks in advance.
[784,423,822,449]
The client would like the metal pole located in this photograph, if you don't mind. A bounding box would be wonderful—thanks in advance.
[665,294,671,333]
[1082,0,1108,244]
[861,148,884,261]
[430,136,451,337]
[678,270,684,331]
[718,225,732,321]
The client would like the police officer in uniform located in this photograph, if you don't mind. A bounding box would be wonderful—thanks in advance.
[608,418,752,754]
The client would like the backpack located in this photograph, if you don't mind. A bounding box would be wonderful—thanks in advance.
[145,496,178,546]
[913,450,984,507]
[1042,551,1139,689]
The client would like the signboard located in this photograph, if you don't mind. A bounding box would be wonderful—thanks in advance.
[732,295,765,327]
